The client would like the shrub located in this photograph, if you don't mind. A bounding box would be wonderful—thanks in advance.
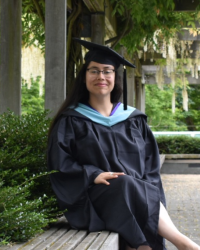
[156,135,200,154]
[0,110,51,196]
[0,171,56,243]
[0,110,61,244]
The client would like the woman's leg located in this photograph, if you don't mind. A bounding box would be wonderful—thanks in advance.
[126,202,200,250]
[126,246,136,250]
[88,176,159,248]
[158,202,200,250]
[126,246,151,250]
[138,247,152,250]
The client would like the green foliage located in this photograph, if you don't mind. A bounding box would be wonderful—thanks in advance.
[21,76,44,115]
[187,85,200,130]
[156,135,200,154]
[0,110,61,244]
[145,84,187,131]
[0,172,55,243]
[110,0,200,52]
[22,0,200,55]
[0,110,50,196]
[145,83,200,131]
[22,0,45,52]
[175,85,200,130]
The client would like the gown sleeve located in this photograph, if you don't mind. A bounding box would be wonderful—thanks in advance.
[136,116,166,206]
[47,116,103,210]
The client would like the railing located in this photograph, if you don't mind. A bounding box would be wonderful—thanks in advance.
[153,131,200,138]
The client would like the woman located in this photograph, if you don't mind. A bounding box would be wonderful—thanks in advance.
[47,39,200,250]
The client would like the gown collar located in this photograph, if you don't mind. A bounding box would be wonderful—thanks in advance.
[74,103,136,127]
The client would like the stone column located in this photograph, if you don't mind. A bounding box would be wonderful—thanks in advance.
[0,0,22,115]
[45,0,66,116]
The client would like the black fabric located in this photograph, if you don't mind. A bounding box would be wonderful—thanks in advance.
[73,38,136,69]
[88,176,160,248]
[85,50,121,69]
[123,68,127,110]
[47,108,166,249]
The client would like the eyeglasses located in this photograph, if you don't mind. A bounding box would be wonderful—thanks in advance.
[87,68,115,77]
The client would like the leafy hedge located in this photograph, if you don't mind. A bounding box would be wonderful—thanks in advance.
[156,135,200,154]
[0,110,61,244]
[0,172,54,243]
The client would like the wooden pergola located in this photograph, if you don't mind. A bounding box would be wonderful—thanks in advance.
[0,0,199,116]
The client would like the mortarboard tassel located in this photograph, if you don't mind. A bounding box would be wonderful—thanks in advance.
[123,67,127,110]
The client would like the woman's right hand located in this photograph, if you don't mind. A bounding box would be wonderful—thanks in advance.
[94,172,125,185]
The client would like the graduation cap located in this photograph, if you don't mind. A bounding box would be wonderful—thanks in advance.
[73,38,136,110]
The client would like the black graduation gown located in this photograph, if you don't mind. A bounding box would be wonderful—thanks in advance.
[47,105,166,249]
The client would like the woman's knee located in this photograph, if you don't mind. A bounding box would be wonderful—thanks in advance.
[109,174,134,189]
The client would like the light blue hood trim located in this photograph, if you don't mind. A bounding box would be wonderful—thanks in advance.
[74,103,136,127]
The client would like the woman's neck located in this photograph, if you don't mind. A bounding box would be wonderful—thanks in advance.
[88,97,113,117]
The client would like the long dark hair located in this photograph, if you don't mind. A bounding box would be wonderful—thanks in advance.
[49,61,122,134]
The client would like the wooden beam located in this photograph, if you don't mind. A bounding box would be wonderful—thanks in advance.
[174,0,200,11]
[139,41,200,65]
[178,29,200,41]
[144,75,200,85]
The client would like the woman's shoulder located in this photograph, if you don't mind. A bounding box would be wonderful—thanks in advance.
[126,106,147,121]
[59,107,87,119]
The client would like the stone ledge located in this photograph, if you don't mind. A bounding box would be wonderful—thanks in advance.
[160,154,165,168]
[165,154,200,159]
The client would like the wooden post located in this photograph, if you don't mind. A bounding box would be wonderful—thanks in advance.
[127,67,135,107]
[91,12,105,44]
[0,0,22,115]
[118,46,136,107]
[135,78,145,113]
[118,46,125,103]
[45,0,66,116]
[134,58,145,112]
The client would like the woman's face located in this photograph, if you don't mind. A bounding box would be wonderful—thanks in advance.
[85,61,115,99]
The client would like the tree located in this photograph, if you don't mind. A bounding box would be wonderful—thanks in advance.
[21,76,44,114]
[110,0,200,52]
[187,85,200,130]
[175,85,200,130]
[145,84,188,131]
[22,0,45,52]
[22,0,200,52]
[145,84,200,131]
